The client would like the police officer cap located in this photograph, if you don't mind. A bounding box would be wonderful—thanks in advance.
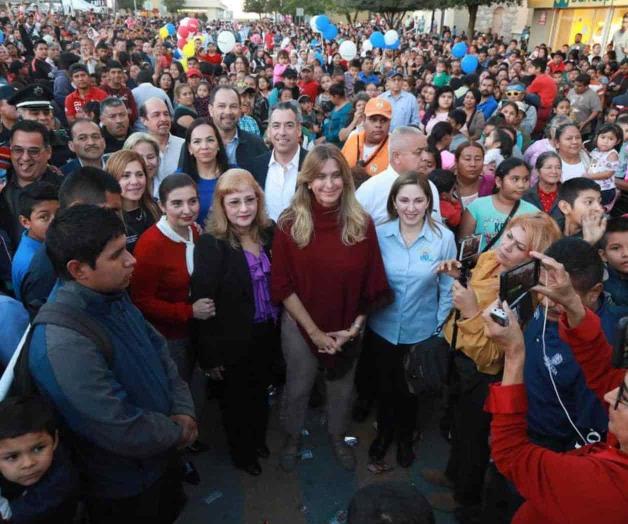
[8,83,54,110]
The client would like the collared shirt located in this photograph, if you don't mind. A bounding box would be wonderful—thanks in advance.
[154,134,185,199]
[356,165,442,226]
[478,96,498,120]
[224,128,240,166]
[379,91,419,131]
[265,147,300,221]
[368,218,456,345]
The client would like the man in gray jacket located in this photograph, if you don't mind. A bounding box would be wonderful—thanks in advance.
[29,205,197,524]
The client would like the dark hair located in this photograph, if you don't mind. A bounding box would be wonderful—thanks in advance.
[495,156,528,179]
[33,39,48,49]
[424,145,442,169]
[158,173,197,203]
[69,63,88,76]
[136,69,154,85]
[545,238,603,293]
[329,83,346,98]
[485,114,506,127]
[553,96,570,109]
[105,60,123,71]
[448,108,466,127]
[554,122,580,142]
[464,87,481,105]
[178,118,229,182]
[69,118,101,140]
[0,396,57,440]
[594,123,623,146]
[10,120,50,148]
[600,216,628,249]
[46,205,126,280]
[557,177,601,206]
[428,121,453,149]
[209,85,240,106]
[491,128,514,159]
[429,169,456,194]
[617,113,628,126]
[59,167,121,209]
[531,58,547,71]
[100,96,127,114]
[454,141,485,161]
[18,181,58,218]
[347,481,435,524]
[386,171,437,229]
[535,150,561,171]
[574,73,591,86]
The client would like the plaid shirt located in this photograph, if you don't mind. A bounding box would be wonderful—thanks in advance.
[238,116,261,137]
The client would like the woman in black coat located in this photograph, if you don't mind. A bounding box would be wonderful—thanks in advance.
[191,168,278,477]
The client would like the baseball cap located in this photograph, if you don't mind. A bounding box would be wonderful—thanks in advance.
[364,98,392,119]
[388,70,403,79]
[187,68,202,78]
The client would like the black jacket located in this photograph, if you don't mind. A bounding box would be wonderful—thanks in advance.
[235,129,269,168]
[522,184,564,228]
[242,147,309,189]
[190,225,275,370]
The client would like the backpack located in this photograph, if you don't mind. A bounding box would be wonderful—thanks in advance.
[9,301,112,398]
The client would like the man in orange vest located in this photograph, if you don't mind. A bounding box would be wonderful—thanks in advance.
[341,98,391,177]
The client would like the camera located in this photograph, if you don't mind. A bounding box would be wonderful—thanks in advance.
[613,317,628,369]
[490,307,509,327]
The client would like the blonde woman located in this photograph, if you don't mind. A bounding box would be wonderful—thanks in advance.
[105,150,160,252]
[191,169,276,476]
[270,144,391,472]
[123,132,162,198]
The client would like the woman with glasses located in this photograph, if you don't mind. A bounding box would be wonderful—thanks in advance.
[191,169,277,476]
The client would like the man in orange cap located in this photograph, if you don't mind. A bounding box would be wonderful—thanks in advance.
[341,98,391,177]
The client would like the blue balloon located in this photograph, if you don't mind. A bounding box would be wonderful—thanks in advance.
[173,49,182,60]
[452,42,468,59]
[370,31,385,49]
[0,31,4,45]
[166,23,176,36]
[461,54,479,74]
[323,24,338,41]
[315,15,330,32]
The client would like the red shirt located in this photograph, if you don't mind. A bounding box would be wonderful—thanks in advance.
[130,224,199,340]
[537,187,558,213]
[271,201,391,366]
[298,80,320,101]
[64,87,108,120]
[527,73,558,109]
[199,52,222,65]
[548,61,565,74]
[486,309,628,523]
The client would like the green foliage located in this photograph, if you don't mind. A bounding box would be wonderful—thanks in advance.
[163,0,185,14]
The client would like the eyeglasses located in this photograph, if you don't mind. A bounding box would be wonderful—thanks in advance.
[505,90,523,97]
[225,196,258,209]
[614,380,627,410]
[10,146,46,157]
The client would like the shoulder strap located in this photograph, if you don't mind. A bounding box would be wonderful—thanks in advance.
[33,302,113,362]
[482,200,520,253]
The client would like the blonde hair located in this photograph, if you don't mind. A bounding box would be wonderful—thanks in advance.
[207,169,272,248]
[122,132,160,157]
[105,150,160,220]
[506,212,562,253]
[279,144,368,248]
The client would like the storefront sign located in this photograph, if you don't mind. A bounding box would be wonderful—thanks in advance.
[553,0,613,7]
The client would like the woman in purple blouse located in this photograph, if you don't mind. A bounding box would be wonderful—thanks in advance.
[191,169,278,477]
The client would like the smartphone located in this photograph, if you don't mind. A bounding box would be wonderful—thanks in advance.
[499,259,540,307]
[458,234,482,263]
[613,317,628,369]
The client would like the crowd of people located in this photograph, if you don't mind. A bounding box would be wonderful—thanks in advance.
[0,6,627,524]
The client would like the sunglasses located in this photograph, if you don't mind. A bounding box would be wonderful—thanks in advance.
[506,90,523,97]
[614,380,628,410]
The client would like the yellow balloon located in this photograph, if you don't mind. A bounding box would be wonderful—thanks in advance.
[159,26,169,40]
[180,57,188,71]
[183,41,195,58]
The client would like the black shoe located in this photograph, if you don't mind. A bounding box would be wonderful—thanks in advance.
[183,460,201,485]
[368,432,393,461]
[352,397,372,422]
[256,444,270,459]
[187,440,210,454]
[396,440,415,468]
[236,461,262,476]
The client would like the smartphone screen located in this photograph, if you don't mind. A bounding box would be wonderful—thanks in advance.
[499,259,540,306]
[458,234,482,263]
[613,317,628,369]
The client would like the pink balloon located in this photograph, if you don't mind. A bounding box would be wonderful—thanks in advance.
[178,26,190,39]
[188,18,199,32]
[177,37,187,49]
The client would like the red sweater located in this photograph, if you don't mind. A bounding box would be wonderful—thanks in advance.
[130,224,199,340]
[486,309,628,523]
[271,201,391,366]
[527,73,557,110]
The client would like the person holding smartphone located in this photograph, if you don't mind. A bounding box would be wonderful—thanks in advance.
[425,213,561,516]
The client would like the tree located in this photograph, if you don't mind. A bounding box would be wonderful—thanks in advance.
[244,0,271,18]
[163,0,185,14]
[435,0,521,36]
[338,0,416,28]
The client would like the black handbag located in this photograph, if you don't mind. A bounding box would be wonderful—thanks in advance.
[403,328,451,395]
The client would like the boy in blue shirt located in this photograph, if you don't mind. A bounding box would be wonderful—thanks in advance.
[10,182,58,300]
[598,216,628,306]
[0,396,79,523]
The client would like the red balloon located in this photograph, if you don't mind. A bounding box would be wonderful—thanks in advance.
[178,26,190,39]
[188,18,199,32]
[177,37,187,49]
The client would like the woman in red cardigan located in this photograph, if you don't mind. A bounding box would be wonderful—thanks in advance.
[130,173,215,433]
[271,144,391,473]
[482,252,628,524]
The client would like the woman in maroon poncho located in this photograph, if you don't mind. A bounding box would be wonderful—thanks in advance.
[271,143,391,472]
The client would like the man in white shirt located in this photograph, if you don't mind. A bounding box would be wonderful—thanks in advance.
[140,97,184,199]
[356,126,441,225]
[132,70,174,132]
[244,102,308,221]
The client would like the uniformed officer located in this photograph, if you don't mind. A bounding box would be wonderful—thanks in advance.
[8,84,72,168]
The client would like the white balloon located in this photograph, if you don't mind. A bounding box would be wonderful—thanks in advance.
[217,31,236,54]
[362,40,373,53]
[281,36,291,50]
[338,40,357,61]
[310,16,320,33]
[384,30,399,46]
